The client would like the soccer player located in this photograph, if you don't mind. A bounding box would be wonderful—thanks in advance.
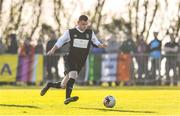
[40,15,107,105]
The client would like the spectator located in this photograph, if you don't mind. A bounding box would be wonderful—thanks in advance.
[16,37,35,85]
[105,35,120,53]
[103,35,120,86]
[164,34,179,86]
[19,38,34,56]
[0,39,6,54]
[148,31,161,85]
[120,35,137,85]
[35,39,44,54]
[121,35,136,54]
[177,39,180,81]
[136,35,148,85]
[46,31,60,81]
[7,34,18,54]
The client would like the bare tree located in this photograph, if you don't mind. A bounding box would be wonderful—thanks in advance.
[128,0,133,36]
[145,0,159,40]
[0,0,3,12]
[2,1,16,40]
[129,0,159,41]
[135,0,140,39]
[175,1,180,37]
[163,1,180,38]
[0,0,3,22]
[30,0,43,38]
[66,1,78,29]
[103,18,123,36]
[140,0,148,36]
[91,0,106,32]
[53,0,63,36]
[0,0,4,37]
[1,0,26,41]
[14,0,25,30]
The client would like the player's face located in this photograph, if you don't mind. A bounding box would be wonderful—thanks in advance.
[78,20,88,31]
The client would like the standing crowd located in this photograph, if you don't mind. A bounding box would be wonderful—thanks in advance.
[0,30,180,86]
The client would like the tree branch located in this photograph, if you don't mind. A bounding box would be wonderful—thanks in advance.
[145,0,159,40]
[14,0,25,30]
[135,0,139,39]
[30,0,43,38]
[141,0,148,36]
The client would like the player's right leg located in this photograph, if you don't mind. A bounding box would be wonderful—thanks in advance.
[64,96,79,105]
[64,71,79,105]
[40,75,69,96]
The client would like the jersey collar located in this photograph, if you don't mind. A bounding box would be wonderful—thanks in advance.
[76,26,86,33]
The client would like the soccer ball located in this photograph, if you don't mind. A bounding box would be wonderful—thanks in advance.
[103,95,116,108]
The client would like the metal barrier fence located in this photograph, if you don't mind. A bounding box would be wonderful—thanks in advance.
[48,53,180,86]
[77,53,180,86]
[0,53,179,86]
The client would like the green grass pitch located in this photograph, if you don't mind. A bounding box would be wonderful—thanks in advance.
[0,86,180,116]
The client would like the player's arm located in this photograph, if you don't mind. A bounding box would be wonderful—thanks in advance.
[47,45,58,55]
[47,30,70,56]
[91,31,107,48]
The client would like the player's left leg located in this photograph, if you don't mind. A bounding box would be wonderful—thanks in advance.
[40,75,69,96]
[64,71,79,105]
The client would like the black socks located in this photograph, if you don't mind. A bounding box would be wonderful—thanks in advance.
[48,81,61,88]
[66,78,75,99]
[47,78,75,99]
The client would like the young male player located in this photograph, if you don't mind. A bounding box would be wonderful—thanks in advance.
[40,15,107,105]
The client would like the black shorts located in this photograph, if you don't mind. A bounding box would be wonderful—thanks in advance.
[63,54,84,75]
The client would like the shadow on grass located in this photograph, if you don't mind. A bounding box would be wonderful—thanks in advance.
[0,104,40,109]
[72,107,156,114]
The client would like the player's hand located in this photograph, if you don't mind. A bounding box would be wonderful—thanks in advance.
[98,43,108,48]
[102,43,108,48]
[47,50,54,56]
